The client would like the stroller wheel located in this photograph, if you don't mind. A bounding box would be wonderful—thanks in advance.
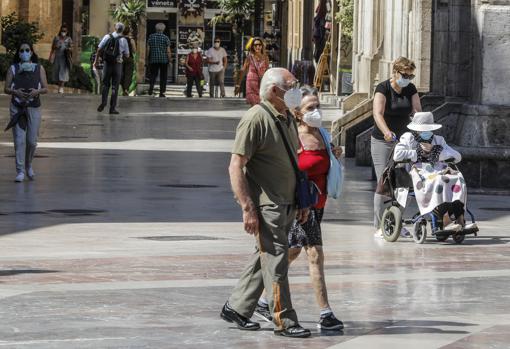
[452,233,465,244]
[380,206,402,242]
[413,220,430,244]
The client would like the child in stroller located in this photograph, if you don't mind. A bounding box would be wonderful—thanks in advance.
[380,112,479,244]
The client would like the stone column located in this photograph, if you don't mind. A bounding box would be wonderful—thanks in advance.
[72,0,83,64]
[136,17,147,85]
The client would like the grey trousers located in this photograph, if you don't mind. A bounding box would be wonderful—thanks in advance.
[10,104,42,174]
[228,204,299,330]
[371,136,396,228]
[209,70,225,98]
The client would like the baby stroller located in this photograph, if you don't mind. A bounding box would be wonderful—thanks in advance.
[378,152,479,244]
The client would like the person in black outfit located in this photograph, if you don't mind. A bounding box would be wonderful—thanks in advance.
[371,56,423,237]
[120,26,136,96]
[93,23,130,114]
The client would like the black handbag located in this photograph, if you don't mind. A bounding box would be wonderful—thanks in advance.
[259,103,318,209]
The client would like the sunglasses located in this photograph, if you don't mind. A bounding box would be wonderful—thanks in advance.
[19,48,31,53]
[214,41,221,43]
[399,71,415,80]
[253,43,262,47]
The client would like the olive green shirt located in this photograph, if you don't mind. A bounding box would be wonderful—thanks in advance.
[232,101,299,206]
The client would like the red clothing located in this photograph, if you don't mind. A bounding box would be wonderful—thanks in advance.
[245,54,269,105]
[298,148,330,209]
[186,53,203,77]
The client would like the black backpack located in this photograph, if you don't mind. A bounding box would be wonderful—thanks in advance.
[102,34,119,63]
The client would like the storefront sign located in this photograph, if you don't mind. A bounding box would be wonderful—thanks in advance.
[179,0,205,17]
[148,0,177,7]
[177,26,205,75]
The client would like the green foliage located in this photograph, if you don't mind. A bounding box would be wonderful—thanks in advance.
[110,0,146,39]
[82,35,100,52]
[210,0,255,28]
[0,12,44,56]
[335,0,354,39]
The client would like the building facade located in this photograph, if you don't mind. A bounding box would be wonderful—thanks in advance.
[332,0,510,188]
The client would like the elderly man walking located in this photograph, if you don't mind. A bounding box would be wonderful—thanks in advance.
[94,23,130,115]
[147,23,172,97]
[220,68,311,338]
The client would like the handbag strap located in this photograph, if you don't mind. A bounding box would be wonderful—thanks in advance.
[259,103,300,177]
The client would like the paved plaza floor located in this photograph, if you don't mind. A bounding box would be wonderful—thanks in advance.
[0,94,509,348]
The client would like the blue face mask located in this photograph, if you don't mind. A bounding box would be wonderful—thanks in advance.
[396,77,410,88]
[419,131,434,140]
[19,50,32,62]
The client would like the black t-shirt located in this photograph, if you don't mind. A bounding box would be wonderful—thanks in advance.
[372,79,418,140]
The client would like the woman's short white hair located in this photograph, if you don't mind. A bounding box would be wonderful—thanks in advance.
[155,23,166,32]
[259,68,287,101]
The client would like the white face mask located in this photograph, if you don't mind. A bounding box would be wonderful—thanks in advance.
[303,108,323,128]
[397,77,410,88]
[214,42,220,48]
[281,87,302,110]
[61,32,67,37]
[192,48,198,54]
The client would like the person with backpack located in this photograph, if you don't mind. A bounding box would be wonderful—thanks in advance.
[93,22,130,114]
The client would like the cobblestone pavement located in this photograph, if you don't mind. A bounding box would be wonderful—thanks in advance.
[0,94,509,348]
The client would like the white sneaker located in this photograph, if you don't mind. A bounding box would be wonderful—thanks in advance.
[464,223,478,230]
[400,227,412,238]
[15,172,25,182]
[374,229,384,238]
[58,87,64,94]
[444,223,462,232]
[26,167,35,180]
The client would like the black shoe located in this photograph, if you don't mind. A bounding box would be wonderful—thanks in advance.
[220,302,260,331]
[158,93,165,98]
[97,104,105,112]
[109,109,119,115]
[274,325,311,338]
[253,303,272,322]
[318,313,344,330]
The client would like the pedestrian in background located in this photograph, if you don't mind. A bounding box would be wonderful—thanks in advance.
[90,45,103,95]
[221,68,311,338]
[120,26,136,96]
[185,45,203,98]
[4,43,48,182]
[49,23,72,94]
[94,22,130,115]
[372,56,422,238]
[206,37,228,98]
[235,37,269,106]
[147,23,171,97]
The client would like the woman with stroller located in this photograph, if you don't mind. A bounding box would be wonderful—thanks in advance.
[255,86,344,331]
[372,56,422,238]
[393,112,477,232]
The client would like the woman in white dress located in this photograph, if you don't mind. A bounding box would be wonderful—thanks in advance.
[393,112,477,231]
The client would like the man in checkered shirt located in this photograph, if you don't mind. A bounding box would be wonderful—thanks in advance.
[147,23,172,97]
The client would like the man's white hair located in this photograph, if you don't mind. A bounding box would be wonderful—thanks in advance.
[115,22,125,33]
[155,23,166,32]
[259,68,287,101]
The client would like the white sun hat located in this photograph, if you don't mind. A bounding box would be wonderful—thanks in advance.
[407,112,442,132]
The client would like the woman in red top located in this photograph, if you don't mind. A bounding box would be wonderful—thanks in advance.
[185,46,203,98]
[255,86,344,330]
